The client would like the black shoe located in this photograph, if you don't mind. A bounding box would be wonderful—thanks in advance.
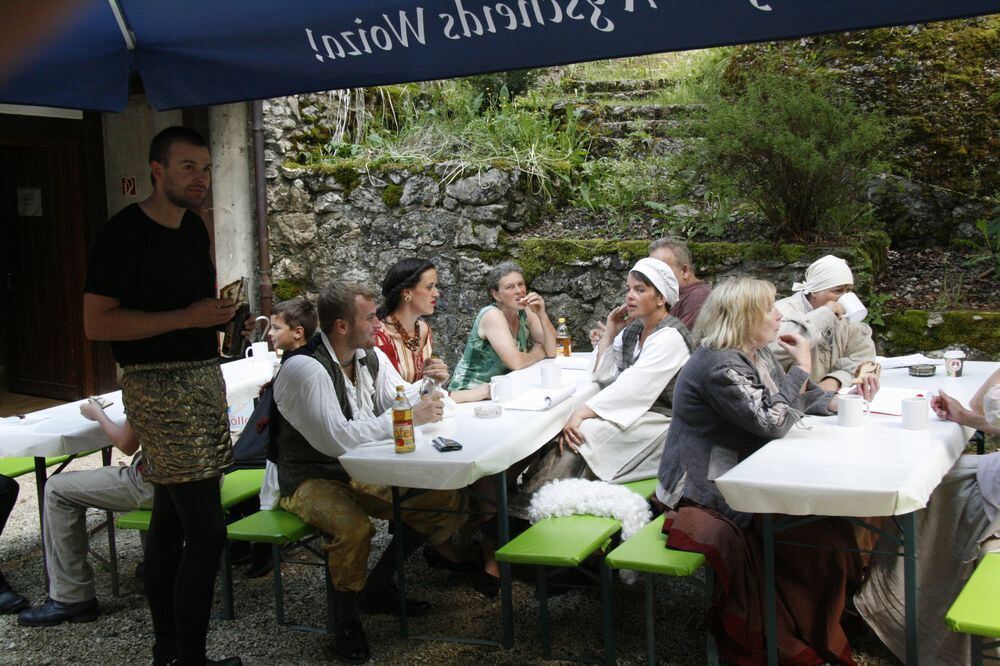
[473,570,500,599]
[422,546,478,574]
[330,620,372,664]
[0,588,29,614]
[330,619,370,664]
[357,586,430,617]
[17,597,100,626]
[244,545,273,579]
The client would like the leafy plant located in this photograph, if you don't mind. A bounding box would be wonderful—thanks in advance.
[464,69,541,110]
[863,292,892,328]
[964,194,1000,280]
[695,71,888,241]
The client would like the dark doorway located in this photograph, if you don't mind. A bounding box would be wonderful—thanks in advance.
[0,112,113,400]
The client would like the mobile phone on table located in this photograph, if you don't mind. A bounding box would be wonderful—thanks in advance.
[432,437,462,452]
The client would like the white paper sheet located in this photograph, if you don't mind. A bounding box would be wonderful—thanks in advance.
[876,353,944,369]
[504,385,577,411]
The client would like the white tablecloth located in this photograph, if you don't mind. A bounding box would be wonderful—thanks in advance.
[0,357,276,459]
[340,357,599,490]
[715,361,998,518]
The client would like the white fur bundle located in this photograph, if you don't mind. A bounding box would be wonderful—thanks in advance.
[527,478,652,542]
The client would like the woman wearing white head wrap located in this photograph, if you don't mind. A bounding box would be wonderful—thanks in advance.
[508,258,694,519]
[858,369,1000,665]
[771,254,876,392]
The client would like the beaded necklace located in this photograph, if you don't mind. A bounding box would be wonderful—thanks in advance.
[387,315,422,353]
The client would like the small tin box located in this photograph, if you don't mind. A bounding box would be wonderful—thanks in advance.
[909,364,936,377]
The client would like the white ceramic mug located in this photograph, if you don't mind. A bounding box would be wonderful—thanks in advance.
[540,365,562,389]
[901,397,930,430]
[490,376,513,402]
[837,394,869,427]
[245,341,269,361]
[838,292,868,323]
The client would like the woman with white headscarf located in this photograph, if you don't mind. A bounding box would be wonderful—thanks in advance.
[509,258,693,518]
[771,254,876,392]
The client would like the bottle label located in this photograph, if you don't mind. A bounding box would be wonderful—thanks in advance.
[393,409,415,453]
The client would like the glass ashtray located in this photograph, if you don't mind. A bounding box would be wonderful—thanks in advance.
[474,404,502,418]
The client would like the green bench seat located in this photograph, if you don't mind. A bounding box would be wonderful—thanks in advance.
[946,552,1000,664]
[492,477,658,661]
[0,450,102,479]
[116,468,265,531]
[605,514,706,575]
[495,515,621,567]
[221,509,328,633]
[605,514,717,666]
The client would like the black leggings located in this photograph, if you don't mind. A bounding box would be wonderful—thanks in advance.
[0,475,18,591]
[144,478,226,664]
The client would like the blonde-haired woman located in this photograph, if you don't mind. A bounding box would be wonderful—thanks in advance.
[654,277,878,665]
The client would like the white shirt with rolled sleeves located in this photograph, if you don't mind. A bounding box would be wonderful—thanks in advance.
[577,326,690,482]
[272,332,421,459]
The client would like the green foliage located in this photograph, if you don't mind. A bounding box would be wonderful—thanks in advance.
[464,69,541,110]
[964,194,1000,280]
[381,183,403,208]
[729,17,1000,196]
[695,71,887,241]
[298,81,588,198]
[864,292,892,329]
[272,280,305,302]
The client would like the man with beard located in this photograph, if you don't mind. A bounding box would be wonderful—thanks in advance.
[82,126,240,666]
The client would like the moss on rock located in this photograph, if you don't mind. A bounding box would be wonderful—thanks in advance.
[882,310,1000,357]
[272,279,306,303]
[382,183,403,208]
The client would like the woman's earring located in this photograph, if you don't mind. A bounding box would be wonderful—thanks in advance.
[405,293,413,303]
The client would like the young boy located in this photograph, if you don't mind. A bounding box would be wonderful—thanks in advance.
[256,297,318,512]
[268,297,318,356]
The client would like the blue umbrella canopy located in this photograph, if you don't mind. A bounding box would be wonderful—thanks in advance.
[2,0,999,111]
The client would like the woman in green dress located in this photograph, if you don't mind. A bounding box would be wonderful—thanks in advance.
[449,262,558,391]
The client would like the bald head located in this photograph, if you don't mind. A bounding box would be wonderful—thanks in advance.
[648,238,697,287]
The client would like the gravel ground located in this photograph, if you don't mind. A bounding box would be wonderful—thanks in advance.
[1,452,900,665]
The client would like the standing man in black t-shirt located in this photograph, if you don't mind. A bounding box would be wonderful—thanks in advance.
[83,126,241,666]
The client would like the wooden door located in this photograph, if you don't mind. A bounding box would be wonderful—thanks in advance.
[0,138,90,399]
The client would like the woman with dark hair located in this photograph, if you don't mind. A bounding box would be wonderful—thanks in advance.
[374,258,489,403]
[449,261,557,391]
[374,258,485,575]
[374,258,437,384]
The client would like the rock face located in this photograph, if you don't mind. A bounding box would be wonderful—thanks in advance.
[262,147,888,364]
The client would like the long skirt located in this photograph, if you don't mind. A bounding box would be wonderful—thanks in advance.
[664,505,863,666]
[855,455,1000,665]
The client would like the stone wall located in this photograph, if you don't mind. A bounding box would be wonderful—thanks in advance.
[263,146,889,365]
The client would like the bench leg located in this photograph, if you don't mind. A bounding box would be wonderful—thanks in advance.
[644,574,655,666]
[971,635,983,666]
[102,448,120,598]
[538,567,551,659]
[763,514,777,666]
[602,561,616,665]
[272,544,285,624]
[704,567,718,666]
